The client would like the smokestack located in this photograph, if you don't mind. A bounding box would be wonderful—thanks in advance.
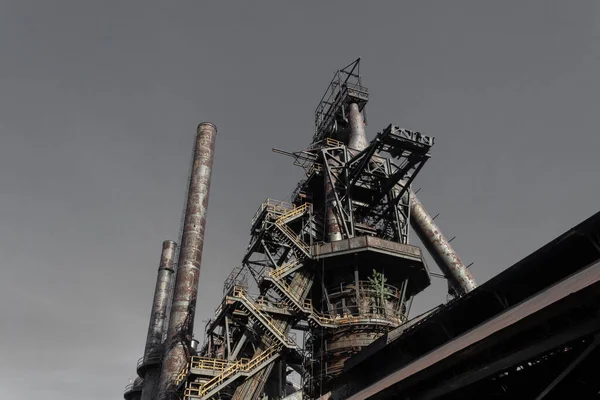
[409,193,477,295]
[157,122,217,399]
[139,240,177,400]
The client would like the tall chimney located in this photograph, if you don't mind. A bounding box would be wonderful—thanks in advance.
[157,122,217,399]
[140,240,177,400]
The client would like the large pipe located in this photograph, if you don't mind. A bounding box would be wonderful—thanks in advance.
[347,103,368,151]
[344,103,476,295]
[157,122,217,399]
[323,103,367,243]
[140,240,177,400]
[409,193,477,295]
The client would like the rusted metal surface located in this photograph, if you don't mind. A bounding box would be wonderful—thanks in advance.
[347,103,368,151]
[144,240,178,361]
[345,259,600,400]
[409,192,477,295]
[157,122,217,399]
[139,240,177,400]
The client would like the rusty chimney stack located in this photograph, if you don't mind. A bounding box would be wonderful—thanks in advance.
[139,240,177,400]
[157,122,217,399]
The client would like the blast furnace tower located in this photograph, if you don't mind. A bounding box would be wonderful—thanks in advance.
[125,58,476,400]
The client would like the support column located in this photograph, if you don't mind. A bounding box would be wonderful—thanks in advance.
[157,122,218,399]
[324,164,342,242]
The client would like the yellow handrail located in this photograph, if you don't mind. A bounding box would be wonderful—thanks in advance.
[268,259,302,279]
[325,137,344,147]
[231,287,291,345]
[276,223,310,255]
[275,203,311,225]
[184,345,282,398]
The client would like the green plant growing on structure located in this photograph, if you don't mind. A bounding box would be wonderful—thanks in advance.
[368,269,392,316]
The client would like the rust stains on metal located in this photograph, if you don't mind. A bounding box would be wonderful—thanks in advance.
[144,240,177,361]
[409,192,477,295]
[157,122,217,399]
[139,240,177,400]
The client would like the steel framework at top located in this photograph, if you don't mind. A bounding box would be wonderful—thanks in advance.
[313,58,369,144]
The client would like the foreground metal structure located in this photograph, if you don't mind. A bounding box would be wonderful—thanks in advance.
[124,59,600,399]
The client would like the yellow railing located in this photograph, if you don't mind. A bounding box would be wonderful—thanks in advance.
[325,138,344,147]
[184,345,282,399]
[275,223,311,255]
[251,198,293,224]
[309,310,404,327]
[267,259,302,279]
[306,163,322,177]
[266,274,306,307]
[190,357,234,372]
[175,362,189,386]
[275,203,311,225]
[231,287,290,345]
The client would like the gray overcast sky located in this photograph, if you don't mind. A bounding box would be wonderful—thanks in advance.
[1,1,599,399]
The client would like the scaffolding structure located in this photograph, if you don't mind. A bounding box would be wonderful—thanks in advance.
[124,59,476,400]
[166,58,447,400]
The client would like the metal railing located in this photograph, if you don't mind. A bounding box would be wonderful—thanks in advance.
[274,223,311,256]
[184,345,282,399]
[275,203,311,225]
[231,287,293,346]
[251,198,294,225]
[267,259,302,279]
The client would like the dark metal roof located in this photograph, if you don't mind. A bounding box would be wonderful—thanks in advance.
[335,211,600,398]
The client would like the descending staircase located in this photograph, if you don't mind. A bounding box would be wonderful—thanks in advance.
[228,287,297,349]
[273,204,312,258]
[183,345,282,400]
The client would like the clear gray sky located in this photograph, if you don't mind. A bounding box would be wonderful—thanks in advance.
[1,1,598,399]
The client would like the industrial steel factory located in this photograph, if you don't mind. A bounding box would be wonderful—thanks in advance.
[123,59,600,400]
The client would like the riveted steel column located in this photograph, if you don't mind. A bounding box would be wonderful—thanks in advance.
[409,192,477,295]
[157,122,217,399]
[140,240,177,400]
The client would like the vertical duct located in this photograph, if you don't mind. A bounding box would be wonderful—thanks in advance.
[140,240,177,400]
[347,103,368,151]
[409,193,477,295]
[157,122,218,399]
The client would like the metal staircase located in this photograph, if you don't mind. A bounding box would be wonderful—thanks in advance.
[228,287,297,349]
[183,345,283,400]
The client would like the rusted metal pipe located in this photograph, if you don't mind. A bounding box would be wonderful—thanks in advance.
[157,122,217,399]
[409,192,477,295]
[139,240,177,400]
[347,103,368,151]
